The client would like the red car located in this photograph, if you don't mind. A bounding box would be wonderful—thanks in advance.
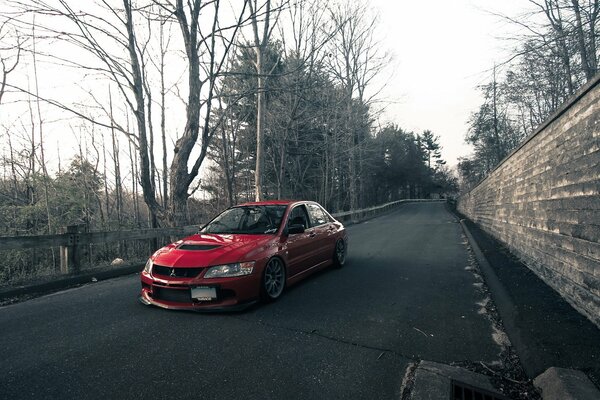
[139,200,347,311]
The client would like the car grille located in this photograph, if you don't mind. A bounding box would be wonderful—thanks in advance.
[152,265,203,278]
[152,287,192,303]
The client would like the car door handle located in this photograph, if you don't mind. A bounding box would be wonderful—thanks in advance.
[308,230,316,238]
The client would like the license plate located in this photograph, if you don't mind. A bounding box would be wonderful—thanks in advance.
[191,286,217,301]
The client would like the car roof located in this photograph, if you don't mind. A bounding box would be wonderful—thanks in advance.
[237,200,296,206]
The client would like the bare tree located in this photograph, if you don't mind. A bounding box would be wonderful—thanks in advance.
[108,87,123,226]
[528,0,577,93]
[247,0,288,201]
[525,0,600,89]
[9,0,251,226]
[150,6,172,210]
[570,0,599,79]
[156,0,251,223]
[480,0,600,141]
[267,0,335,200]
[0,17,22,105]
[326,2,389,210]
[30,16,53,236]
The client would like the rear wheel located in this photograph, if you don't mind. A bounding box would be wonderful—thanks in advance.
[261,257,286,301]
[333,239,346,268]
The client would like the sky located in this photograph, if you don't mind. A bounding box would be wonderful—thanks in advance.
[368,0,526,167]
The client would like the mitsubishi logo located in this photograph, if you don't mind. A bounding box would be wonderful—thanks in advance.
[170,268,176,277]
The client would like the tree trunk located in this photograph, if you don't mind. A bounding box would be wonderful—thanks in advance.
[167,0,204,227]
[221,124,234,207]
[571,0,594,80]
[277,140,286,199]
[123,0,162,222]
[32,21,53,235]
[109,89,123,227]
[160,23,169,209]
[347,99,358,211]
[587,3,599,77]
[255,49,265,201]
[492,65,503,163]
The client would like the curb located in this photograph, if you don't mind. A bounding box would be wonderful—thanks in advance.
[0,264,143,302]
[458,219,517,326]
[534,367,600,400]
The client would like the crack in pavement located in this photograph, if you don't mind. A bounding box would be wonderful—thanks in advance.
[228,314,418,361]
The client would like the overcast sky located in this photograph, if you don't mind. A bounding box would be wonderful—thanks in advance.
[368,0,528,167]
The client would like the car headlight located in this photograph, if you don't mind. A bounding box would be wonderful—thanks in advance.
[204,261,255,278]
[144,258,153,273]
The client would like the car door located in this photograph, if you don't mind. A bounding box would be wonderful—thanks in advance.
[306,203,336,264]
[285,205,317,277]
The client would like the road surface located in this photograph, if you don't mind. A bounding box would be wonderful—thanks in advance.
[0,202,504,399]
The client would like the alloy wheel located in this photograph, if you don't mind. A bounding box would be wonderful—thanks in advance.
[335,239,346,267]
[263,258,285,299]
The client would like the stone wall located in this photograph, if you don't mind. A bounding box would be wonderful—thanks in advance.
[458,75,600,328]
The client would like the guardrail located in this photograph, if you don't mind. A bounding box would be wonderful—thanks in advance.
[0,199,441,274]
[331,198,442,221]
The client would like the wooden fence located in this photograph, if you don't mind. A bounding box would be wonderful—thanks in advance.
[0,224,198,274]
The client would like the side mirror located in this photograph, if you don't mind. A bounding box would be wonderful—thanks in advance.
[287,224,305,235]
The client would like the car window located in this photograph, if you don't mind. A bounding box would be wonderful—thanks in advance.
[287,205,310,229]
[307,204,328,226]
[201,205,287,234]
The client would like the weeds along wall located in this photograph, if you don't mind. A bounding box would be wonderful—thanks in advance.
[458,75,600,328]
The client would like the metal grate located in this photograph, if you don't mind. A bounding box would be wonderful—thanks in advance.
[152,265,203,278]
[178,244,220,251]
[451,380,506,400]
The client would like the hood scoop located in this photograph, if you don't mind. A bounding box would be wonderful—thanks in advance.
[178,244,221,251]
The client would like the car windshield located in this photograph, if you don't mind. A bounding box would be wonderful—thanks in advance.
[200,205,287,235]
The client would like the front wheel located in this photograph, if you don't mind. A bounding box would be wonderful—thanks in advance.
[261,257,286,301]
[333,239,346,268]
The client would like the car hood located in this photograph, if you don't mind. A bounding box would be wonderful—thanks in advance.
[151,233,275,268]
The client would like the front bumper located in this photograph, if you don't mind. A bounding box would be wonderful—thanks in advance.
[140,270,260,311]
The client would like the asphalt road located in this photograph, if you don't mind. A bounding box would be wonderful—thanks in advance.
[0,202,504,400]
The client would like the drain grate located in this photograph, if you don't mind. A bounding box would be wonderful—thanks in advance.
[451,380,506,400]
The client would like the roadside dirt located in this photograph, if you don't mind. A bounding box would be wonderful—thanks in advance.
[453,233,541,400]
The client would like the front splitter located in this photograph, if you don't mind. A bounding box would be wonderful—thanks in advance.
[138,294,257,312]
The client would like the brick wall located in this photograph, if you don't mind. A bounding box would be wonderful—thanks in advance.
[458,75,600,328]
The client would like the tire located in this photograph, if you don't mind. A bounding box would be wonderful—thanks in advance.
[261,257,286,302]
[333,239,346,268]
